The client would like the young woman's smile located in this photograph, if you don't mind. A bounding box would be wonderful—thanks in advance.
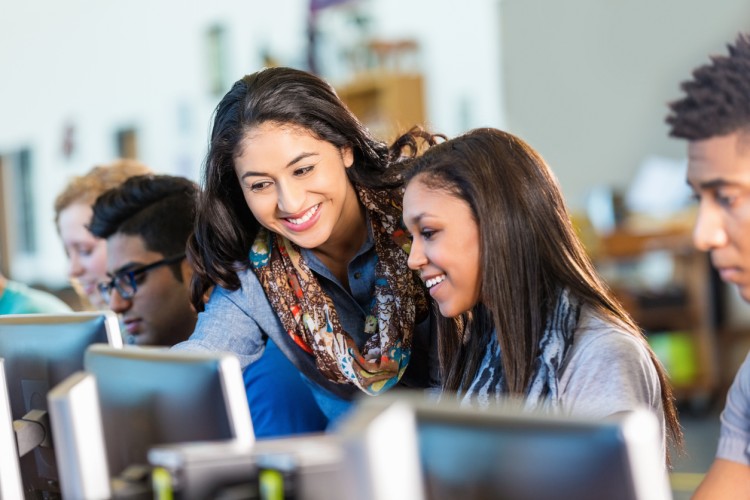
[234,122,363,255]
[404,177,481,318]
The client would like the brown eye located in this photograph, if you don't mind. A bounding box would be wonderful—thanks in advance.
[293,166,314,176]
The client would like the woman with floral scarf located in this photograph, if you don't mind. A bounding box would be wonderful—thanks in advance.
[174,67,439,426]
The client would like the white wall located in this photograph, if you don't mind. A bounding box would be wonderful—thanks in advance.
[0,0,505,288]
[0,0,308,286]
[5,0,746,289]
[501,0,750,209]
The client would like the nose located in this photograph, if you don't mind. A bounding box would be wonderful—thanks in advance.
[693,202,728,252]
[276,181,305,215]
[407,238,427,270]
[107,288,132,314]
[68,253,83,278]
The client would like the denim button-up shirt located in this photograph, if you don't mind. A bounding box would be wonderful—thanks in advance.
[173,224,438,421]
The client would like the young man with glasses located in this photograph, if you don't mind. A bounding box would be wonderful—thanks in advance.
[89,174,197,346]
[90,173,328,437]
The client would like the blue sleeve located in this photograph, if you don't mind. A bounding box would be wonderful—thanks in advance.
[244,337,329,438]
[172,284,266,368]
[717,351,750,465]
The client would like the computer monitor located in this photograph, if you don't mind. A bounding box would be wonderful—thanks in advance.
[339,392,672,500]
[83,345,254,484]
[337,397,424,500]
[0,311,122,497]
[47,371,111,500]
[0,360,24,500]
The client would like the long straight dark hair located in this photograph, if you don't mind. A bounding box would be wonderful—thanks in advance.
[188,66,433,310]
[404,127,683,459]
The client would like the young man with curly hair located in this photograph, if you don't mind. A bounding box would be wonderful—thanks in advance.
[667,33,750,497]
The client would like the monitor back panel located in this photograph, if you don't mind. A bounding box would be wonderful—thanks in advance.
[84,346,241,478]
[0,312,121,493]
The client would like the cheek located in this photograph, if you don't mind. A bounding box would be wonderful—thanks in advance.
[244,194,274,221]
[732,209,750,245]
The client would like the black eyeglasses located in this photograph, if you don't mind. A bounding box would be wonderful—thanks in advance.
[97,253,185,303]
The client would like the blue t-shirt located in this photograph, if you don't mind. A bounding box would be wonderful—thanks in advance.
[244,338,328,438]
[0,280,72,315]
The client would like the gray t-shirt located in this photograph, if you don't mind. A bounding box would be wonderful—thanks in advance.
[557,309,663,416]
[555,309,665,457]
[464,307,665,457]
[717,351,750,465]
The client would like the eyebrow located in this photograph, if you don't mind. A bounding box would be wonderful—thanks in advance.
[404,212,427,226]
[239,152,318,180]
[688,178,735,190]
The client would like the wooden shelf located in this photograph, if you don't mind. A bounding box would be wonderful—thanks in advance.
[595,228,719,402]
[336,71,426,142]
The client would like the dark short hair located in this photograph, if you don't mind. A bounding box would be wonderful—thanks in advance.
[667,33,750,140]
[89,174,198,281]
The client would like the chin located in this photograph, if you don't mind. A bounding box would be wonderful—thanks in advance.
[437,303,462,319]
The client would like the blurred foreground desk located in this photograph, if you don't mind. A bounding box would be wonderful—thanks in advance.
[594,226,719,404]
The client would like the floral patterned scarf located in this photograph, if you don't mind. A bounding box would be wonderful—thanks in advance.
[249,185,428,395]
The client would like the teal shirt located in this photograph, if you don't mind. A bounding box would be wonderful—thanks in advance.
[0,280,72,315]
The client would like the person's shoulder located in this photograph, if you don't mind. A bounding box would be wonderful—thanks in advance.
[729,350,750,395]
[2,280,72,314]
[204,266,271,315]
[213,267,263,299]
[571,307,648,360]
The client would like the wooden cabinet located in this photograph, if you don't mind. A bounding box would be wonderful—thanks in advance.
[595,228,719,402]
[336,71,426,142]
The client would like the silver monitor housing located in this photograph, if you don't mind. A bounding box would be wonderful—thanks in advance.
[0,311,121,496]
[83,345,254,482]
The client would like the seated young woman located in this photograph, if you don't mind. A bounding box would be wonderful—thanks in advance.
[401,127,682,464]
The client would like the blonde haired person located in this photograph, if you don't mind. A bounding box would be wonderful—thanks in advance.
[54,159,152,309]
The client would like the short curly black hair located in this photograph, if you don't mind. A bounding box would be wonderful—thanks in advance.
[666,33,750,140]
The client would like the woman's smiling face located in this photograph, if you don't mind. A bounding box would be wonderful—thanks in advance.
[233,122,360,253]
[404,176,482,318]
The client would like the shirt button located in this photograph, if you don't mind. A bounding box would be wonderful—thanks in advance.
[354,272,362,279]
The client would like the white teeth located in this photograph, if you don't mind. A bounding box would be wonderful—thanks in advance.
[287,204,319,225]
[425,275,445,288]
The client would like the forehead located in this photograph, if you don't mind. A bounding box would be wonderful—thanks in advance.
[57,203,94,235]
[106,233,160,268]
[687,132,750,185]
[403,178,468,222]
[236,122,322,161]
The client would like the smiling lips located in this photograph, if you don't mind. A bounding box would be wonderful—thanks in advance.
[284,203,320,226]
[424,275,445,288]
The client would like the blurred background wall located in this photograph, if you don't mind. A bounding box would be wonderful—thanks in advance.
[0,0,748,294]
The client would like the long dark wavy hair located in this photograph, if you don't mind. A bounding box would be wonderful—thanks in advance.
[403,128,683,461]
[189,66,433,310]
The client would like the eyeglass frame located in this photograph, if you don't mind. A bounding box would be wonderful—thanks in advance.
[97,253,186,303]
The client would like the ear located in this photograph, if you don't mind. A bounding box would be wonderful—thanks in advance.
[341,146,354,169]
